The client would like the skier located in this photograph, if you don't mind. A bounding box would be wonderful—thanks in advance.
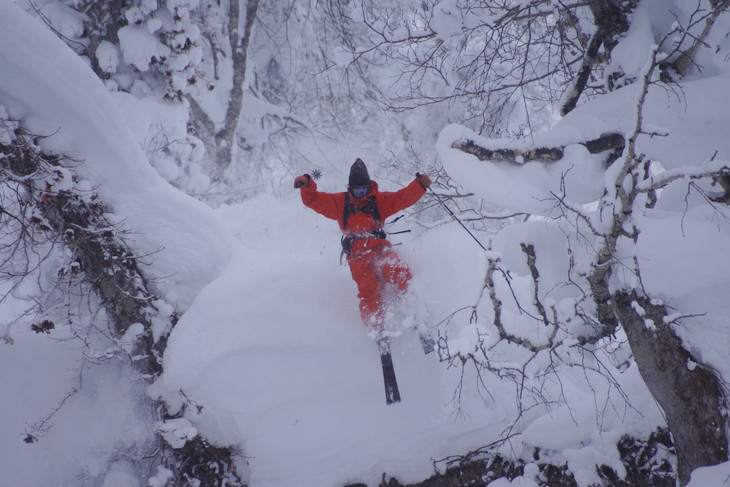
[294,159,431,332]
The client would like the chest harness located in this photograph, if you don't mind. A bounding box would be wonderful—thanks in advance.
[340,192,387,261]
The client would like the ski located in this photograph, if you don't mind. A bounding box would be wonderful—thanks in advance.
[377,337,401,405]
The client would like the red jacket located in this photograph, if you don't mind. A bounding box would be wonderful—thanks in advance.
[300,178,426,256]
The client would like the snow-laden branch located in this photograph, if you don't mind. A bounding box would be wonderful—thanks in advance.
[451,133,625,164]
[636,160,730,193]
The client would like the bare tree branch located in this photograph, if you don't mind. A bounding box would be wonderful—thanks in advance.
[673,0,730,77]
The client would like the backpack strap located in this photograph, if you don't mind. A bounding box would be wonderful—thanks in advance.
[342,192,381,229]
[340,192,386,262]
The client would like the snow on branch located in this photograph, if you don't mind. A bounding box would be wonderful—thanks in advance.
[636,160,730,194]
[451,133,625,164]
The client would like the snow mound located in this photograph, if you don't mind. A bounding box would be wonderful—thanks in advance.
[152,194,514,487]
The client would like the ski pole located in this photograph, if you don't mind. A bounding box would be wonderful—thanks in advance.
[417,173,488,252]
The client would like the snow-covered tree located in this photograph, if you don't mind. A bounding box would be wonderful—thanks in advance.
[184,0,259,182]
[29,0,204,100]
[434,1,730,484]
[0,4,242,483]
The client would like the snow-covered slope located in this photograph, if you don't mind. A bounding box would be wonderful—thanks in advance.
[151,192,518,487]
[150,187,664,487]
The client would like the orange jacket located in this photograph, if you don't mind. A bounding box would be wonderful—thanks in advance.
[300,178,426,255]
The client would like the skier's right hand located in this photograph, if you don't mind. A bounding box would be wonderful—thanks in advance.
[294,174,311,189]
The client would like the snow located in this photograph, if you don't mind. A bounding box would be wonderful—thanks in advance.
[438,70,730,217]
[687,460,730,487]
[0,1,234,310]
[150,194,515,486]
[437,67,730,399]
[487,478,539,487]
[109,90,211,193]
[0,8,231,481]
[96,40,121,74]
[158,417,198,449]
[334,46,354,68]
[432,3,730,486]
[147,18,164,34]
[437,123,614,216]
[103,461,143,487]
[35,1,86,40]
[431,0,462,39]
[118,25,172,72]
[147,466,174,487]
[2,0,730,486]
[605,5,655,84]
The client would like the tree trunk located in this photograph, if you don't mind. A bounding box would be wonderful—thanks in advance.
[586,0,639,91]
[587,0,633,53]
[561,30,603,116]
[672,0,729,77]
[613,290,728,485]
[188,0,260,180]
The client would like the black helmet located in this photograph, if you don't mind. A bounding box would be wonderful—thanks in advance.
[348,158,370,188]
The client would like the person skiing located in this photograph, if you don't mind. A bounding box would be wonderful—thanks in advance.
[294,159,431,332]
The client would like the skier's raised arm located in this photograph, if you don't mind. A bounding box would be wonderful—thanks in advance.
[376,174,431,220]
[294,174,344,222]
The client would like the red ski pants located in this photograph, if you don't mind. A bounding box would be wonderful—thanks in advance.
[348,247,412,329]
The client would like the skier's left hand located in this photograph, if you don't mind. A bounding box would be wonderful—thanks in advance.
[416,173,432,189]
[294,174,311,189]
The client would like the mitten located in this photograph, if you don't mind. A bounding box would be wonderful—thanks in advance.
[294,174,311,189]
[416,173,432,189]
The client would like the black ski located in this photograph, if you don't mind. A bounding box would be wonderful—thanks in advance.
[377,338,401,405]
